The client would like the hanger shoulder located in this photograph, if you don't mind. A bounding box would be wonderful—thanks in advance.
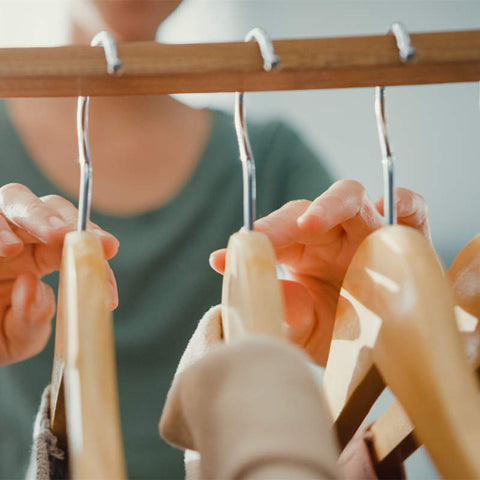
[323,226,445,445]
[322,291,384,447]
[221,230,285,342]
[448,233,480,319]
[55,231,126,479]
[368,233,480,470]
[364,226,480,478]
[322,227,394,447]
[323,226,480,477]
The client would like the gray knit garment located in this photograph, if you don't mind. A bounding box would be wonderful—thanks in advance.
[25,386,66,480]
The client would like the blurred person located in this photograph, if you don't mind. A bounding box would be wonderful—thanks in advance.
[0,1,430,477]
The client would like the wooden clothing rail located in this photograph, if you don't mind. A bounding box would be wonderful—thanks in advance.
[0,29,479,97]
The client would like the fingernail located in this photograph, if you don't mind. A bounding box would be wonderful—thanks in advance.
[48,216,68,229]
[297,214,309,227]
[299,205,324,224]
[208,253,217,268]
[298,213,323,230]
[108,282,119,310]
[32,281,46,307]
[28,281,47,319]
[100,231,117,241]
[93,228,116,241]
[0,230,20,245]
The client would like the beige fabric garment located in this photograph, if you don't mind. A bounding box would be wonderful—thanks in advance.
[24,306,399,479]
[160,306,340,479]
[173,305,223,479]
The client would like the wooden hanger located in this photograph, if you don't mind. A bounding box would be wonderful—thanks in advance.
[322,225,480,478]
[50,232,126,479]
[450,234,480,372]
[50,33,126,477]
[327,49,480,470]
[325,32,479,475]
[221,28,285,343]
[221,229,285,341]
[364,233,480,472]
[323,24,415,447]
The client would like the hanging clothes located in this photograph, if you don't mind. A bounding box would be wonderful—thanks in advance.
[26,386,66,480]
[160,306,340,479]
[26,304,410,479]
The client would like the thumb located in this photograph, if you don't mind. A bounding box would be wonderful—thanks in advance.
[0,272,55,366]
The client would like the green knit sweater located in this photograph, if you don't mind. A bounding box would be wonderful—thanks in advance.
[0,101,332,479]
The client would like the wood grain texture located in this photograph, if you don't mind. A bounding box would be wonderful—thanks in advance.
[221,230,285,342]
[323,225,480,478]
[0,30,479,97]
[51,232,126,479]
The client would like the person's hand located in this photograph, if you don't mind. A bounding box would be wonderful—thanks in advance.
[209,180,430,366]
[0,183,119,367]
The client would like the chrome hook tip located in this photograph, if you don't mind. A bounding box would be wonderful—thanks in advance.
[91,30,123,75]
[265,54,280,72]
[245,27,280,72]
[390,22,416,63]
[107,59,123,75]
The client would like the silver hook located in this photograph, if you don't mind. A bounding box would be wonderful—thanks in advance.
[235,27,280,231]
[375,22,415,225]
[245,27,280,72]
[77,31,122,232]
[391,22,416,62]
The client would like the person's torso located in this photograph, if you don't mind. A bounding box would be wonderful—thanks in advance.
[0,102,332,479]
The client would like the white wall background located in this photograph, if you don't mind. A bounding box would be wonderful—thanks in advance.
[159,0,480,269]
[2,1,479,478]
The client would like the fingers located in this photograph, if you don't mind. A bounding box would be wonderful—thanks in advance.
[375,188,431,240]
[105,262,119,311]
[0,272,55,366]
[296,180,383,241]
[0,215,23,257]
[281,279,316,345]
[41,195,119,259]
[0,184,119,260]
[0,183,73,244]
[208,210,306,272]
[281,278,336,366]
[254,200,311,248]
[210,181,383,273]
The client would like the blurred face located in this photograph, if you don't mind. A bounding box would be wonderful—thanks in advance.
[73,0,183,41]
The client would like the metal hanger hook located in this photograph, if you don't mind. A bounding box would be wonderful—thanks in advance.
[77,31,122,232]
[390,22,416,62]
[235,27,280,231]
[375,22,415,226]
[245,27,280,71]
